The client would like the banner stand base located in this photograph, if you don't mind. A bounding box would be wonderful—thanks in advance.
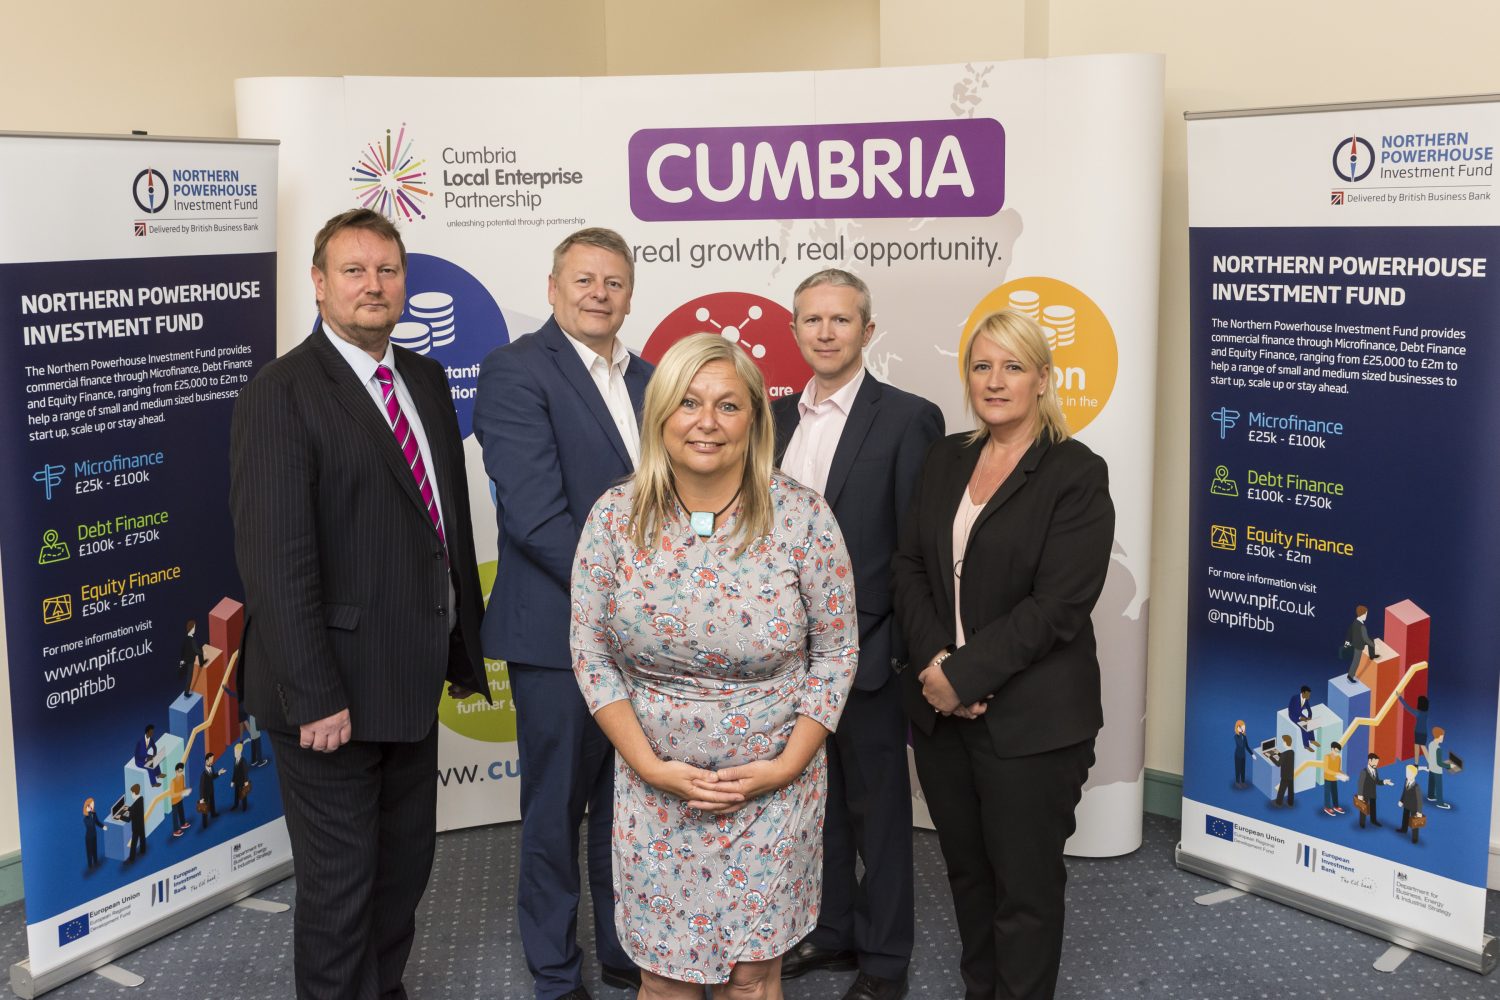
[8,861,293,999]
[1176,843,1496,975]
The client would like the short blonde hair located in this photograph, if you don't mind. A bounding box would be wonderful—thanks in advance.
[962,309,1070,446]
[632,334,774,555]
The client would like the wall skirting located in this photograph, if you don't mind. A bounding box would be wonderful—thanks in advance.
[1143,767,1183,820]
[0,851,21,908]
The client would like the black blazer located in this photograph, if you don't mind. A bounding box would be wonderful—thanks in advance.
[773,374,943,690]
[229,322,490,741]
[891,433,1113,756]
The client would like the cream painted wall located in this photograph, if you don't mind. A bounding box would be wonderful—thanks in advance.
[4,1,606,138]
[601,0,879,75]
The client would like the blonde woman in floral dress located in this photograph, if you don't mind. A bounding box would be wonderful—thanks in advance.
[571,333,858,999]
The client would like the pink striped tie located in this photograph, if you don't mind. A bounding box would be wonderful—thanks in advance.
[374,365,446,551]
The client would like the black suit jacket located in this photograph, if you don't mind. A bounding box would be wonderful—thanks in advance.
[773,374,943,690]
[229,322,490,741]
[892,433,1113,756]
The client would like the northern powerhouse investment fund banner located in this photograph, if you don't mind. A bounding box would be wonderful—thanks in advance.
[0,134,286,986]
[1183,102,1500,968]
[237,55,1164,853]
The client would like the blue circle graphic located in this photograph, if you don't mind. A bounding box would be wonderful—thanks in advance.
[401,253,509,439]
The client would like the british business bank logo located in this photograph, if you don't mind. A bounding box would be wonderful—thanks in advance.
[1332,136,1375,183]
[133,168,169,213]
[1205,814,1235,842]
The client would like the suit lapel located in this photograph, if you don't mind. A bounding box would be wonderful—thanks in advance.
[772,397,800,465]
[542,321,633,469]
[822,375,881,508]
[969,435,1050,541]
[309,322,432,530]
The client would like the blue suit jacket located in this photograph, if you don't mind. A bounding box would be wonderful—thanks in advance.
[475,318,653,668]
[773,374,943,691]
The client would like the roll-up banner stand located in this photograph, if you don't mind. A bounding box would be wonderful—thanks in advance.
[1181,95,1500,973]
[236,53,1164,855]
[0,132,286,997]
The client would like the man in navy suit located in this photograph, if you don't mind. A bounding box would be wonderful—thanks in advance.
[475,228,649,1000]
[773,269,943,1000]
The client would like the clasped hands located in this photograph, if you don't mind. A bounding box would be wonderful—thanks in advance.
[918,653,989,720]
[647,759,793,815]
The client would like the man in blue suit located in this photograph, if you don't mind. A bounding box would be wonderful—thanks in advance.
[475,228,649,1000]
[774,269,943,1000]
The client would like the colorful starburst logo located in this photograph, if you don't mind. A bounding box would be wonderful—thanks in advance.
[350,125,431,221]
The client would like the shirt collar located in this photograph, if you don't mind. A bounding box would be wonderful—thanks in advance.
[561,326,630,375]
[322,319,394,384]
[796,367,866,417]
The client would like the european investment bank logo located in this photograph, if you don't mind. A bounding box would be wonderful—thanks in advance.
[1332,135,1375,183]
[133,168,169,213]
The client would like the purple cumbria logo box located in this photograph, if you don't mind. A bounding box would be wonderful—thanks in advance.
[628,118,1005,222]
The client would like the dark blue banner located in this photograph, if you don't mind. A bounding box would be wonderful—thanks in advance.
[0,250,278,925]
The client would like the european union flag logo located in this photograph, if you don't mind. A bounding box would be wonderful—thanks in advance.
[1205,815,1235,842]
[58,913,90,946]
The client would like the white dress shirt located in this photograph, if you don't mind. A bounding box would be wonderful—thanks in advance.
[562,330,640,468]
[780,368,866,496]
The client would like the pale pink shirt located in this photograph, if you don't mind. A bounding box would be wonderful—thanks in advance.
[563,330,640,468]
[780,368,867,496]
[951,489,986,650]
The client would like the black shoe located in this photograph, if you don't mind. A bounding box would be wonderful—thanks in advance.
[600,965,640,991]
[844,972,909,1000]
[780,939,857,980]
[558,989,591,1000]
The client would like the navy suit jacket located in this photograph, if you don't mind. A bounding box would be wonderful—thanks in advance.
[475,318,653,669]
[773,374,943,691]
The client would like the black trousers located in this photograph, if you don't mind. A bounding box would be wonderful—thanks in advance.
[913,718,1093,1000]
[806,675,914,979]
[270,723,438,1000]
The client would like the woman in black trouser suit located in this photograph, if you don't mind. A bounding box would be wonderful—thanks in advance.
[892,309,1114,1000]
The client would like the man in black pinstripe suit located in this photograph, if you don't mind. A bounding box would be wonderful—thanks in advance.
[230,209,490,1000]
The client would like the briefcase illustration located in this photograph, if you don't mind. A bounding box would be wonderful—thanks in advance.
[1353,794,1369,816]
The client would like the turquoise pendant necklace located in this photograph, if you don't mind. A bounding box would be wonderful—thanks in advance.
[673,482,742,538]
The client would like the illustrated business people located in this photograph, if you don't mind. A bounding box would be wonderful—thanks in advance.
[892,309,1114,1000]
[474,227,649,1000]
[773,269,942,1000]
[1356,752,1393,828]
[82,798,105,869]
[230,208,490,1000]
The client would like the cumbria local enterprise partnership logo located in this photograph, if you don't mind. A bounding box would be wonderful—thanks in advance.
[627,118,1005,222]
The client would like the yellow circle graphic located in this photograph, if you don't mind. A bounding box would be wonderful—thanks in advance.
[959,277,1118,434]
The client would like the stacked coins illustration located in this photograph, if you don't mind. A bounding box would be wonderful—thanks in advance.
[409,291,456,348]
[391,320,431,354]
[1040,304,1077,351]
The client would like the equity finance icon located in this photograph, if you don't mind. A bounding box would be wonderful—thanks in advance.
[1209,525,1238,551]
[42,594,73,624]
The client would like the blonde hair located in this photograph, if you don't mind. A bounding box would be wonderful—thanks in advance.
[632,334,775,555]
[962,309,1070,446]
